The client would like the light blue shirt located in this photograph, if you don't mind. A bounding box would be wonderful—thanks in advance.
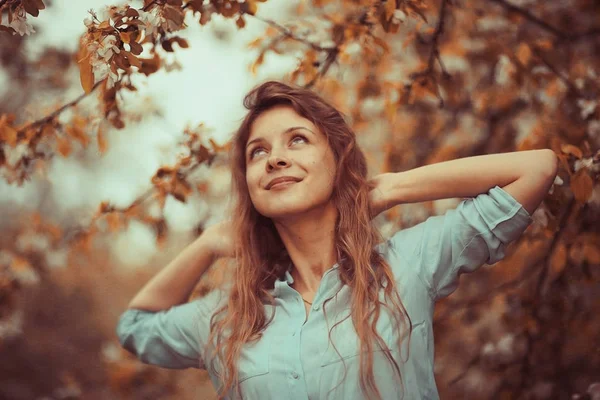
[116,186,532,399]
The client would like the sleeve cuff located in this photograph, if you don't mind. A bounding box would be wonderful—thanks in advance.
[473,185,533,244]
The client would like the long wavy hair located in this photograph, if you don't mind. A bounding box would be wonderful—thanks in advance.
[206,81,412,399]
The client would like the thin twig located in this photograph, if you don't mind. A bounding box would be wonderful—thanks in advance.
[489,0,600,41]
[16,80,104,134]
[142,0,160,12]
[410,0,448,79]
[531,47,580,95]
[534,198,576,296]
[250,15,340,88]
[304,48,339,89]
[406,0,450,107]
[448,354,481,386]
[61,145,216,246]
[251,15,336,53]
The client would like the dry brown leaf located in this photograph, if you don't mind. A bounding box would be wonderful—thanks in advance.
[570,168,593,203]
[250,52,265,76]
[77,41,95,94]
[97,126,108,154]
[106,212,121,232]
[549,241,568,279]
[515,43,532,66]
[583,242,600,265]
[236,15,246,29]
[22,0,40,17]
[561,144,583,159]
[56,135,72,157]
[384,0,396,21]
[0,124,18,147]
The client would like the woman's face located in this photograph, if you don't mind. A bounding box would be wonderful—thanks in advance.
[245,105,337,219]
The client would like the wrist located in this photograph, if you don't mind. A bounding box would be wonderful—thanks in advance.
[195,231,218,263]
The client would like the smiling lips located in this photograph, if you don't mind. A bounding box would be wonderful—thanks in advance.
[266,176,302,190]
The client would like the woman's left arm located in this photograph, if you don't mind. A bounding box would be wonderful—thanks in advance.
[370,149,559,216]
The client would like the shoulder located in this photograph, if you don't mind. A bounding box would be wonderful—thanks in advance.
[190,287,229,317]
[376,223,432,295]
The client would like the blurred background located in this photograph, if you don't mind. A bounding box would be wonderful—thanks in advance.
[0,0,599,399]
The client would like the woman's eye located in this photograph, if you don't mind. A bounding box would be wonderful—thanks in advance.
[250,147,265,158]
[291,135,307,144]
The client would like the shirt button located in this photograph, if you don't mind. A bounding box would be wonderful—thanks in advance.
[312,304,320,311]
[291,371,299,379]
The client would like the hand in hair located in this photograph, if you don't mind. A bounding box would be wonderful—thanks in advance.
[202,220,236,260]
[368,173,395,218]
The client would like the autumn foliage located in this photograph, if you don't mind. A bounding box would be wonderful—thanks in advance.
[1,0,599,399]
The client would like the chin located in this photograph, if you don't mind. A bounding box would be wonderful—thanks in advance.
[256,204,312,219]
[256,198,334,220]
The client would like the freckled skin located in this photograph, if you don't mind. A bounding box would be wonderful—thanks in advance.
[245,105,337,221]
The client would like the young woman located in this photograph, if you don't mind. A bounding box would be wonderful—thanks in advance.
[116,81,558,400]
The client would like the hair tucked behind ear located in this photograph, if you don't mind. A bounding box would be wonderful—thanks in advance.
[205,80,412,400]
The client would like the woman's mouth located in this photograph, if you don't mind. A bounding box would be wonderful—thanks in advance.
[269,180,297,190]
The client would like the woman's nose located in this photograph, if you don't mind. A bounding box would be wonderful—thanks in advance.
[267,154,290,170]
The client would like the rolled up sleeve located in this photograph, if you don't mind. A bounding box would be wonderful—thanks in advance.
[116,299,207,369]
[390,185,533,301]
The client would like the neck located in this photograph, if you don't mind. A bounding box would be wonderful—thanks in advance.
[273,202,338,294]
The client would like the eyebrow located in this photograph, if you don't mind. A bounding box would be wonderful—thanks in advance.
[246,126,314,152]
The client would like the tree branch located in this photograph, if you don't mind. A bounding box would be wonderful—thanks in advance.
[489,0,600,41]
[304,47,339,89]
[251,15,340,88]
[531,47,581,95]
[406,0,450,107]
[534,198,577,296]
[142,0,160,12]
[251,15,336,53]
[16,80,104,135]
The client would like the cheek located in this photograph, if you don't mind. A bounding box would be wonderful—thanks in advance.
[245,170,258,194]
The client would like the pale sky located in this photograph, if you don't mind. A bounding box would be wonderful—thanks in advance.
[1,0,300,267]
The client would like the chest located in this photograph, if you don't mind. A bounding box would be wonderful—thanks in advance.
[231,290,409,392]
[210,279,434,399]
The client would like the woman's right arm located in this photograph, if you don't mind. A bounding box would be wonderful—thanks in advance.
[116,222,233,369]
[126,221,234,311]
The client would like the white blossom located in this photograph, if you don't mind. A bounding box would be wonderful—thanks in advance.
[320,40,335,49]
[97,34,120,61]
[588,120,600,139]
[4,142,30,167]
[101,342,123,362]
[138,9,165,38]
[495,54,515,86]
[8,15,35,36]
[574,157,596,173]
[588,383,600,400]
[577,99,597,119]
[392,9,406,23]
[549,175,563,194]
[84,17,95,28]
[532,208,549,228]
[0,311,24,340]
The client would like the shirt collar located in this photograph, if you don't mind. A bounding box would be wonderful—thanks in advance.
[270,260,342,297]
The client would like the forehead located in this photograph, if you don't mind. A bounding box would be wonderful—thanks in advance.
[247,106,316,142]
